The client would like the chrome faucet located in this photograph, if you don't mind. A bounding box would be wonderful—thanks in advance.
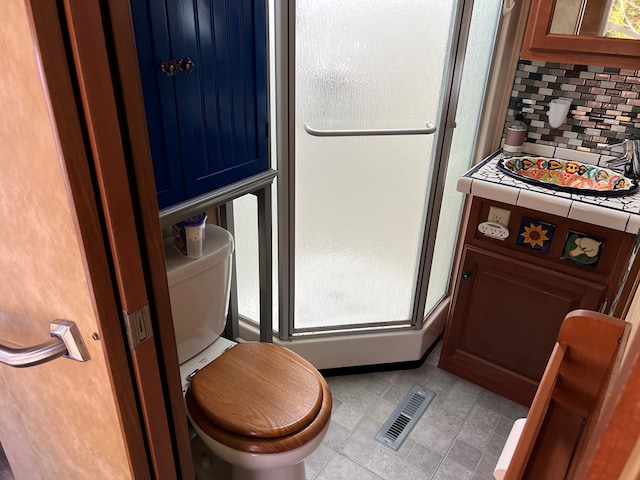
[604,139,640,178]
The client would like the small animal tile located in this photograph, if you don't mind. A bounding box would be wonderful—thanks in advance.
[562,231,604,267]
[517,218,555,253]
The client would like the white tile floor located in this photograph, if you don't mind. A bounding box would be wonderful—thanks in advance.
[192,339,529,480]
[305,340,529,480]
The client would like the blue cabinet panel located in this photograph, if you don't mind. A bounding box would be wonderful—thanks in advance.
[131,0,186,208]
[131,0,268,209]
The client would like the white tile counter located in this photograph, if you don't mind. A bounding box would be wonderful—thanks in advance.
[458,144,640,234]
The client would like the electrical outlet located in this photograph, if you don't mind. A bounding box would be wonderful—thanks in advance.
[488,206,511,227]
[478,221,509,240]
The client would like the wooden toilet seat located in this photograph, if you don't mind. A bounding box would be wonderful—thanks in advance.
[186,342,332,454]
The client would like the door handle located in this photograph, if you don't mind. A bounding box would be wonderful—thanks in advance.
[0,320,90,368]
[303,122,437,137]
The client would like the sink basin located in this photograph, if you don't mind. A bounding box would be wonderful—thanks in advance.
[498,156,639,197]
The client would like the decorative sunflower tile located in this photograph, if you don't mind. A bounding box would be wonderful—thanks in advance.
[561,231,604,267]
[516,218,555,252]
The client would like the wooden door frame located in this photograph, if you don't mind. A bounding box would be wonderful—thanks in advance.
[25,0,640,477]
[22,1,152,477]
[26,0,194,478]
[101,0,197,476]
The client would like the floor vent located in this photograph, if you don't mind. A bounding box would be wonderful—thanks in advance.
[375,384,435,451]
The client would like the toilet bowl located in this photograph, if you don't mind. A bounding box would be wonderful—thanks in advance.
[165,224,331,480]
[186,342,331,480]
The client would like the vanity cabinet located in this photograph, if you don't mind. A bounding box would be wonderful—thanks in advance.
[439,196,635,406]
[131,0,268,209]
[522,0,640,69]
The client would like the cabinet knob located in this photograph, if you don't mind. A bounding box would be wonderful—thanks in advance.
[461,271,472,281]
[160,60,178,77]
[177,57,195,73]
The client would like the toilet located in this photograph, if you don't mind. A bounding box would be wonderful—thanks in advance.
[164,224,331,480]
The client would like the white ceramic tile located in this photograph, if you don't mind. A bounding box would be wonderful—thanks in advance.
[522,143,555,157]
[516,190,572,217]
[554,147,600,165]
[457,404,501,450]
[626,214,640,234]
[457,176,473,195]
[364,447,429,480]
[317,454,379,480]
[528,132,542,141]
[476,452,500,480]
[471,181,519,206]
[475,390,529,420]
[568,202,630,232]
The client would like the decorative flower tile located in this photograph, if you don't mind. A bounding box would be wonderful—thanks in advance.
[516,218,555,252]
[561,231,604,267]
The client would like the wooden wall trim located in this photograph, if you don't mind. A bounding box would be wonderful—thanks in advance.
[61,1,148,312]
[91,0,194,478]
[102,1,196,477]
[57,0,183,476]
[23,0,151,477]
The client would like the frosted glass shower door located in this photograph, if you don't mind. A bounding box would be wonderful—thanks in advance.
[294,0,456,330]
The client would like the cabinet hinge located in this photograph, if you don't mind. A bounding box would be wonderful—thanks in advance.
[599,298,608,313]
[122,305,153,349]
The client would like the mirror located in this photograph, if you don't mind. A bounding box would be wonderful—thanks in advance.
[550,0,640,38]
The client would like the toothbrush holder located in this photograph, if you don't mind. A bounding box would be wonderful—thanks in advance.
[548,98,572,128]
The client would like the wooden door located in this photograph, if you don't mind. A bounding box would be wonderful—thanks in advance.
[0,1,148,478]
[440,245,607,405]
[0,1,193,478]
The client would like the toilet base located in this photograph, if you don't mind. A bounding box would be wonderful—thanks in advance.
[231,462,305,480]
[191,434,308,480]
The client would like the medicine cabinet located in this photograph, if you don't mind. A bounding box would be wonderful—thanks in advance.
[522,0,640,69]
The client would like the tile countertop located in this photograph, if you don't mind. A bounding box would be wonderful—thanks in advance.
[457,143,640,235]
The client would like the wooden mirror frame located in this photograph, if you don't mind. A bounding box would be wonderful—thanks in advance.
[522,0,640,69]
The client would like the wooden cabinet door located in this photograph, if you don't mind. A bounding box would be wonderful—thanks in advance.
[131,0,269,209]
[440,246,607,405]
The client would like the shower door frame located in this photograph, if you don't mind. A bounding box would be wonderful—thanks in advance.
[274,0,476,340]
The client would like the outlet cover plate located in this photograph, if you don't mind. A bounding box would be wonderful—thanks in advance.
[488,206,511,227]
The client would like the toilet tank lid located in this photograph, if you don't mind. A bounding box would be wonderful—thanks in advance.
[164,224,234,286]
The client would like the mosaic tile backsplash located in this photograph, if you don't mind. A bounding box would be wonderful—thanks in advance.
[506,60,640,153]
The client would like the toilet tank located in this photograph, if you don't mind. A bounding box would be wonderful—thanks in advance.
[164,224,234,364]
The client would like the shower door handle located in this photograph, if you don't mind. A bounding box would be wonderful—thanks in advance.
[0,320,90,368]
[303,122,436,137]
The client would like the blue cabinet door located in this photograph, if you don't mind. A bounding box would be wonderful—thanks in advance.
[131,0,185,208]
[131,0,268,209]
